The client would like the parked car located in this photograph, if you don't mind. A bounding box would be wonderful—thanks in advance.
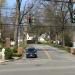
[26,47,37,58]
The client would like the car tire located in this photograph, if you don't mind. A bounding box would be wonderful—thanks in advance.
[35,55,37,58]
[26,55,28,58]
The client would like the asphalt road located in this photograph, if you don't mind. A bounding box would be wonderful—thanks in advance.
[1,44,75,75]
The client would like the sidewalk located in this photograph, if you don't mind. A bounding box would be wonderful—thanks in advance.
[0,59,5,64]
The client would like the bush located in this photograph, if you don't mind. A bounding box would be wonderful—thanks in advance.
[0,39,4,48]
[5,48,13,60]
[13,53,22,57]
[10,46,17,53]
[0,39,2,42]
[37,42,42,44]
[64,35,73,47]
[12,47,17,53]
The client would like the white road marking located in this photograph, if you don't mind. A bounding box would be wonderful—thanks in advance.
[44,49,52,60]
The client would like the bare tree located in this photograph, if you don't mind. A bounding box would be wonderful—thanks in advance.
[30,0,72,45]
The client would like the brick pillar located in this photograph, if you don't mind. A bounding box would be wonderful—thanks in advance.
[5,38,10,48]
[17,47,23,55]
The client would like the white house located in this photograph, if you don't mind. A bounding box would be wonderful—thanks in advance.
[27,33,33,40]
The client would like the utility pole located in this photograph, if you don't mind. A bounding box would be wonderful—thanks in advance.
[62,11,65,46]
[0,1,1,31]
[0,4,1,39]
[60,0,66,46]
[15,0,21,48]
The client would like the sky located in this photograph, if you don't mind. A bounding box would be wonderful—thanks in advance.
[4,0,35,17]
[6,0,16,7]
[6,0,75,8]
[4,0,27,15]
[4,0,75,16]
[6,0,27,8]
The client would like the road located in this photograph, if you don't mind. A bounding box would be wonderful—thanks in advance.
[0,44,75,75]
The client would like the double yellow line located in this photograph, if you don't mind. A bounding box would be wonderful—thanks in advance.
[44,49,52,60]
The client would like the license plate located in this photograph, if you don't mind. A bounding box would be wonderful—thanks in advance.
[30,54,32,56]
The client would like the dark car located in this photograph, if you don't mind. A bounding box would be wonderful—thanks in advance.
[26,47,37,58]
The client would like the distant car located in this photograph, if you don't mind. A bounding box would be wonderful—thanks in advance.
[26,47,37,58]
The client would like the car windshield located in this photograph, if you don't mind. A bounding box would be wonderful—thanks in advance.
[27,48,35,52]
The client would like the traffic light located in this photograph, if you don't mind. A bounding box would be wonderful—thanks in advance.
[28,16,32,29]
[28,16,32,24]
